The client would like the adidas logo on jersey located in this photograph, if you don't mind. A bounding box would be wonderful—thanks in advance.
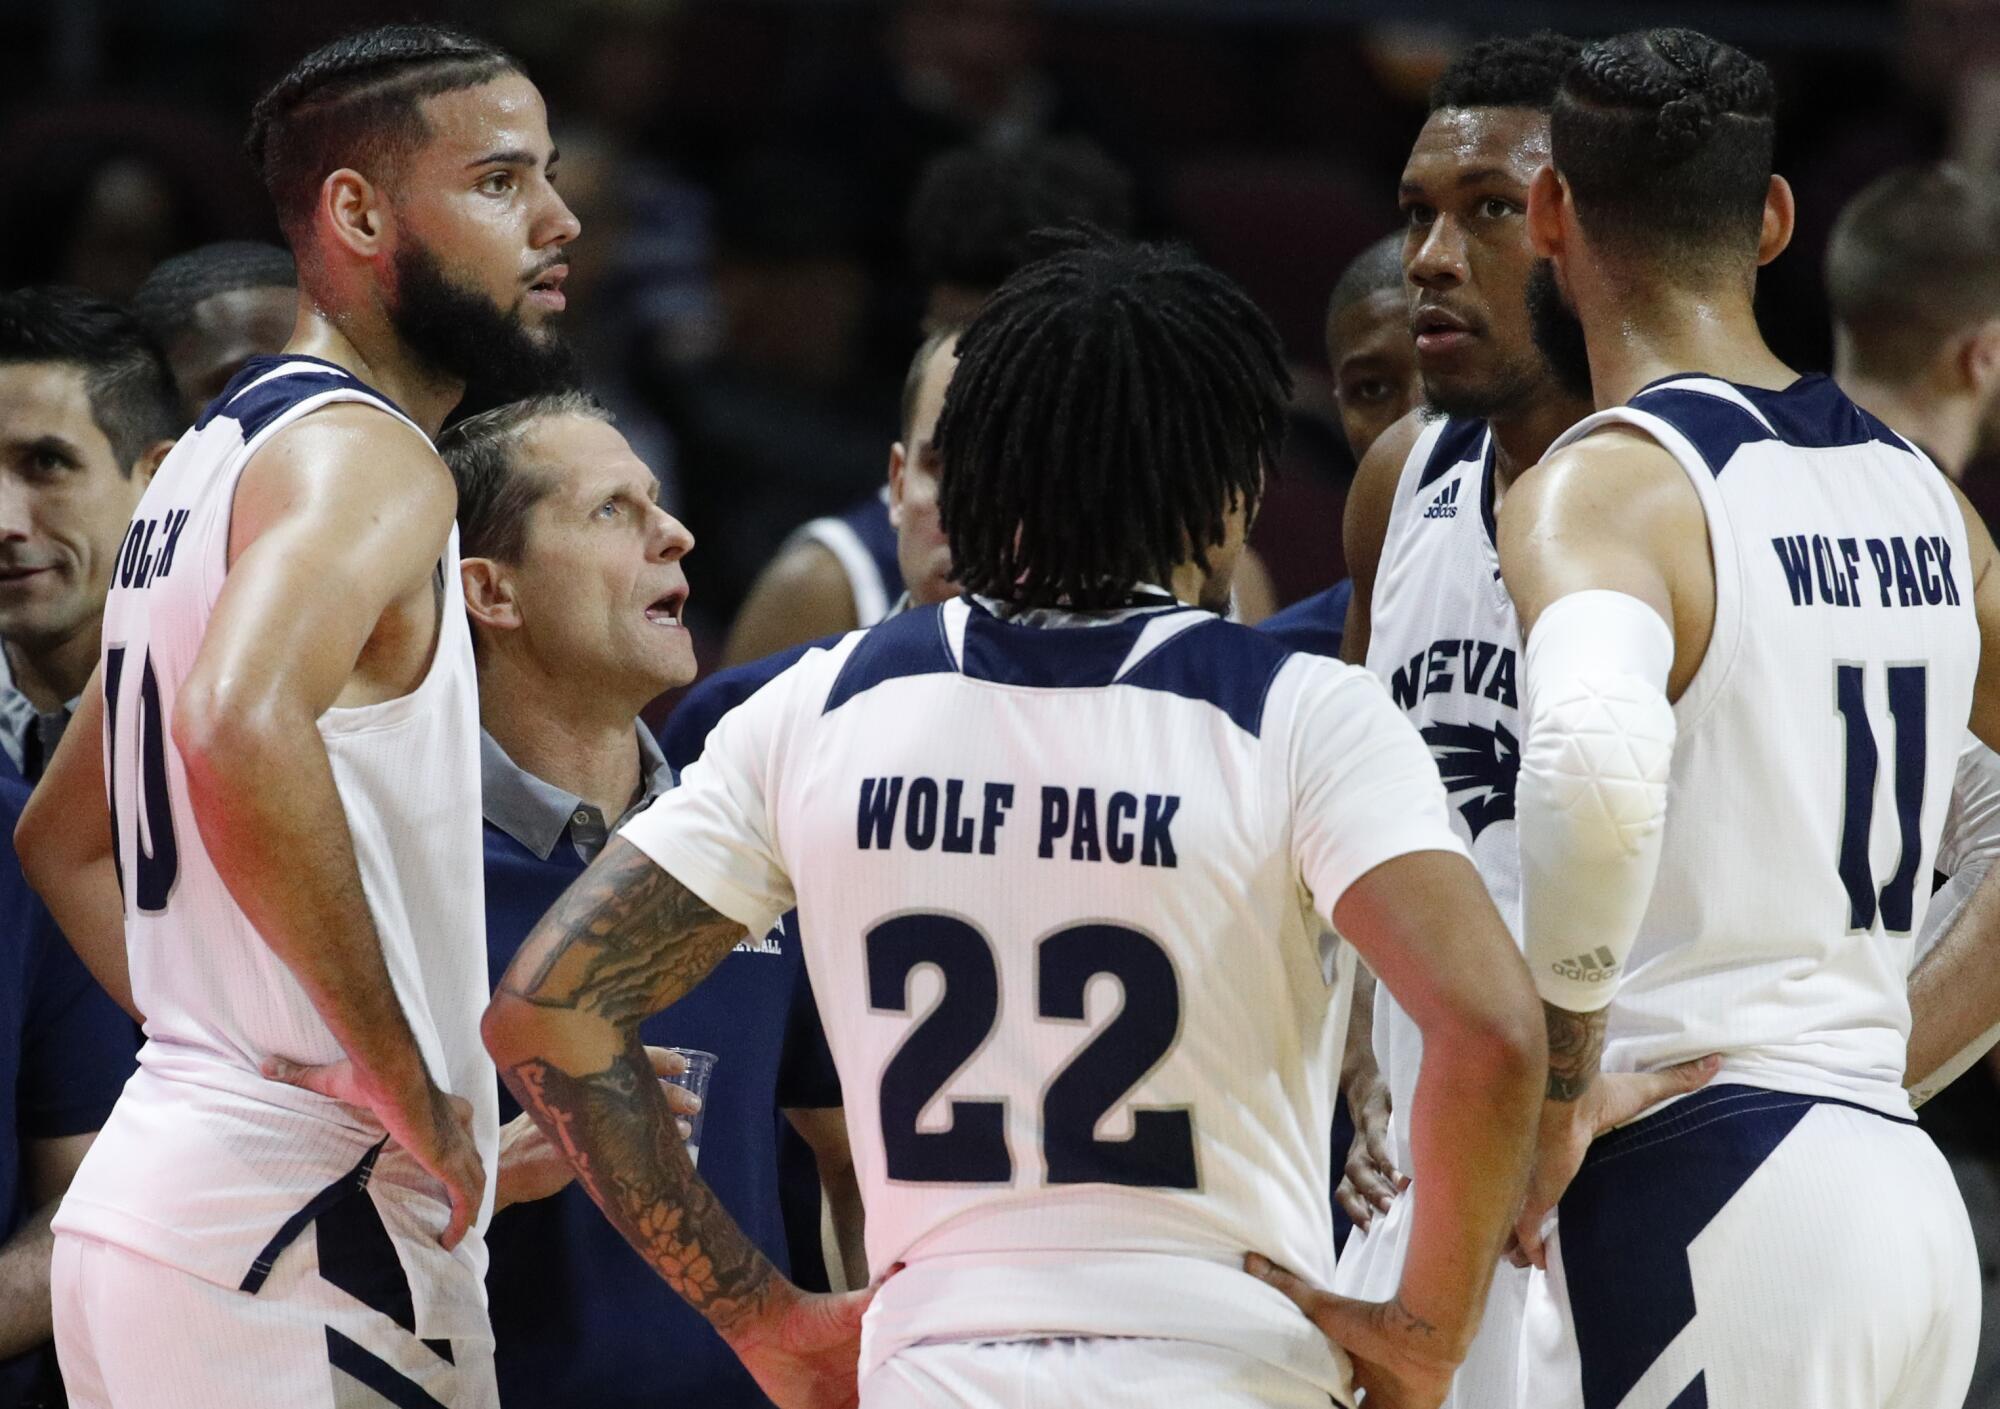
[1423,479,1461,520]
[1552,946,1622,984]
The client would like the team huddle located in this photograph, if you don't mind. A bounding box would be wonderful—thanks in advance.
[8,15,1998,1409]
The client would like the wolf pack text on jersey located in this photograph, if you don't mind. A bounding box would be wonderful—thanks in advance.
[855,775,1181,867]
[1770,533,1961,609]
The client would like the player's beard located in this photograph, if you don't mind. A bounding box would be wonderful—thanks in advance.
[1525,258,1596,402]
[389,240,579,410]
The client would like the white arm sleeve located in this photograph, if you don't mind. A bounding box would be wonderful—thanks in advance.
[1518,589,1677,1012]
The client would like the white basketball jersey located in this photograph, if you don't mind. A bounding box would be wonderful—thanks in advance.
[622,595,1470,1398]
[1547,374,1978,1116]
[55,357,498,1336]
[1362,415,1524,1171]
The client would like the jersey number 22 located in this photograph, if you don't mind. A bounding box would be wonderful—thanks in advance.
[868,913,1198,1189]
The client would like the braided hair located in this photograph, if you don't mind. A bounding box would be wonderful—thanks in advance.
[245,25,522,244]
[935,233,1290,610]
[1553,29,1776,271]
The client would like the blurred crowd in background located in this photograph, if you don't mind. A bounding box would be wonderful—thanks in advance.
[7,0,2000,662]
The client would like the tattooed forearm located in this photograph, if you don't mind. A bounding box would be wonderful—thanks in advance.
[1543,1001,1606,1102]
[503,1040,780,1332]
[505,837,747,1024]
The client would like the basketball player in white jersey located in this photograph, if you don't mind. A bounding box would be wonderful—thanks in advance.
[1494,28,1997,1407]
[484,234,1548,1409]
[1326,37,1716,1409]
[13,24,585,1407]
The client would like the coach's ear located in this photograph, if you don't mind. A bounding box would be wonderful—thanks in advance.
[1757,175,1796,267]
[886,441,908,530]
[1526,165,1567,262]
[462,557,523,634]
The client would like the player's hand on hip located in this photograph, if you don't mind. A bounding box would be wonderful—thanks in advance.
[1508,1053,1721,1270]
[493,1047,701,1209]
[263,1055,487,1251]
[728,1278,879,1409]
[1245,1254,1455,1409]
[1336,1073,1405,1231]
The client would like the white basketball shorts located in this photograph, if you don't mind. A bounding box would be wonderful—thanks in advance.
[1518,1084,1978,1409]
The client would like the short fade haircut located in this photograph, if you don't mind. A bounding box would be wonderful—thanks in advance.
[1827,163,2000,381]
[899,326,959,443]
[131,242,297,348]
[1327,233,1405,330]
[907,138,1137,293]
[0,286,184,471]
[1430,31,1583,113]
[246,24,524,246]
[439,390,612,564]
[937,233,1290,609]
[1553,29,1777,276]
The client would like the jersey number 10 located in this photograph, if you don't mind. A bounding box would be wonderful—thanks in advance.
[868,913,1198,1189]
[104,645,181,912]
[1834,662,1926,933]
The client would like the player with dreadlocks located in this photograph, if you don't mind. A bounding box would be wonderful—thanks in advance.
[14,22,633,1408]
[1481,27,1998,1408]
[484,231,1544,1409]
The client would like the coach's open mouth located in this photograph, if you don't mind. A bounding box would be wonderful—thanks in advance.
[644,588,687,627]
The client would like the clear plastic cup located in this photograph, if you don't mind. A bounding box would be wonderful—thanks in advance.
[663,1048,717,1167]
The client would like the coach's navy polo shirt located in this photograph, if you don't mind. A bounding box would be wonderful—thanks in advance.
[0,776,139,1401]
[1257,578,1351,662]
[479,729,841,1409]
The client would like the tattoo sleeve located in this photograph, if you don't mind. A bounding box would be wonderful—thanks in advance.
[1542,1001,1607,1102]
[493,838,777,1332]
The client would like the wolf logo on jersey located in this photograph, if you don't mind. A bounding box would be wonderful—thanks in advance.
[1421,719,1520,840]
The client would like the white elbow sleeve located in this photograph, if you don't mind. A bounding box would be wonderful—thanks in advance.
[1519,590,1677,1012]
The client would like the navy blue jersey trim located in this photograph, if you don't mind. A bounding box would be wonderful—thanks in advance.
[822,606,955,714]
[823,600,1293,735]
[1630,374,1911,476]
[239,1137,386,1294]
[1666,1372,1709,1409]
[1559,1085,1858,1409]
[325,1327,450,1409]
[315,1169,438,1341]
[1415,416,1486,492]
[195,355,410,437]
[958,606,1170,690]
[1116,617,1293,737]
[1628,387,1775,477]
[1478,437,1500,551]
[841,494,903,606]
